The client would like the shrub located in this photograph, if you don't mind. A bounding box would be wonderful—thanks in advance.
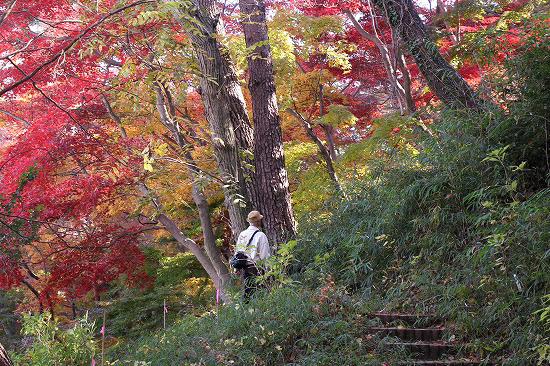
[12,312,96,366]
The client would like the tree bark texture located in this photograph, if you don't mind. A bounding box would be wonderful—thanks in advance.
[0,342,13,366]
[373,0,484,110]
[239,0,297,245]
[173,0,259,239]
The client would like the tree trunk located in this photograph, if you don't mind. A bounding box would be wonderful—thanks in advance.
[344,9,410,114]
[22,278,43,312]
[137,183,230,302]
[103,90,231,297]
[318,84,338,160]
[101,93,127,138]
[286,108,343,194]
[373,0,485,110]
[170,0,258,239]
[321,124,337,160]
[239,0,297,245]
[435,0,458,45]
[0,342,13,366]
[153,84,230,286]
[394,37,416,112]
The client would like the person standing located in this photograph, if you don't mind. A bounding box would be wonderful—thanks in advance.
[234,210,270,299]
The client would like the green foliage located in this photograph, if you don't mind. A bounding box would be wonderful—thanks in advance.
[0,290,21,350]
[261,240,298,288]
[296,109,548,366]
[271,10,345,55]
[106,287,386,365]
[317,105,357,128]
[227,21,296,88]
[12,312,96,366]
[498,25,550,188]
[102,249,213,339]
[534,294,550,365]
[284,141,334,217]
[318,41,355,72]
[361,113,419,154]
[297,131,548,363]
[293,31,550,363]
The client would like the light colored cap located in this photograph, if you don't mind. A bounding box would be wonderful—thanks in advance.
[247,210,263,223]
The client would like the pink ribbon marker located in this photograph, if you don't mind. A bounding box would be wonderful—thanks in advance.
[100,325,105,335]
[92,357,96,366]
[164,304,168,314]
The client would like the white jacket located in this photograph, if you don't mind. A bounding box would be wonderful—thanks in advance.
[235,225,270,263]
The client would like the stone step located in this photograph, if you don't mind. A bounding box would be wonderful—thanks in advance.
[387,342,454,358]
[397,361,498,366]
[367,326,445,342]
[368,312,437,325]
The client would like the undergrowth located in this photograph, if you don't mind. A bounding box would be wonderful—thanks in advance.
[106,286,394,365]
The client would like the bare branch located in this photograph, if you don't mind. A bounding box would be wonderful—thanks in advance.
[0,0,17,27]
[0,107,30,126]
[101,93,127,138]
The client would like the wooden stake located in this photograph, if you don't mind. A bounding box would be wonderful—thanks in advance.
[101,310,105,366]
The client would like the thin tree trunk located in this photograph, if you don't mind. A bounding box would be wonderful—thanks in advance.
[344,9,409,114]
[0,0,17,28]
[321,124,337,160]
[102,91,231,297]
[0,342,13,366]
[374,0,485,110]
[239,0,296,245]
[454,0,460,43]
[286,108,343,194]
[394,38,416,112]
[153,83,230,285]
[101,93,127,138]
[137,183,230,302]
[436,0,458,45]
[22,279,43,312]
[318,84,338,160]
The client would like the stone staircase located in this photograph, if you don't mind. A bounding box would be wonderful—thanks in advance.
[366,313,498,366]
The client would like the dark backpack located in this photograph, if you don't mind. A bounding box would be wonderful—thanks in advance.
[231,230,259,270]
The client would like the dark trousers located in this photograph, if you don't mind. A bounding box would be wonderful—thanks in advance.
[241,264,263,300]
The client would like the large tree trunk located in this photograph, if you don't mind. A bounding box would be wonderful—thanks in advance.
[171,0,258,239]
[0,342,13,366]
[373,0,485,110]
[239,0,297,245]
